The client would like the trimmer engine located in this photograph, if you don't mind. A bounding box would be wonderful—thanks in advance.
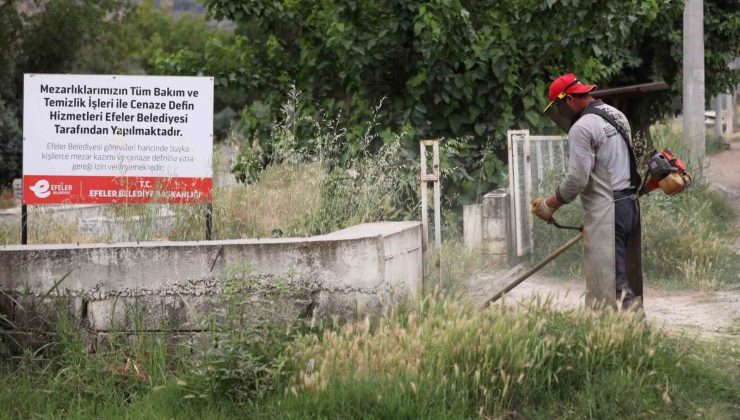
[643,149,692,195]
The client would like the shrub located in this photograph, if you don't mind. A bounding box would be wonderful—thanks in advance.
[177,260,311,404]
[0,99,21,187]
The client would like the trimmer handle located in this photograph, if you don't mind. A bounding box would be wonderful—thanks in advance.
[547,218,583,232]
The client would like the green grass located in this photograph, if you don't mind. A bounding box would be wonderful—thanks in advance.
[640,185,738,289]
[650,118,727,157]
[253,295,739,419]
[3,295,737,419]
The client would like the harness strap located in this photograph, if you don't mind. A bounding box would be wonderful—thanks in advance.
[613,194,637,202]
[581,106,642,190]
[613,188,637,203]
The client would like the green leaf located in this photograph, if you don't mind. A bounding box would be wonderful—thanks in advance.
[449,114,464,134]
[409,72,427,87]
[474,123,487,136]
[525,110,540,126]
[39,271,73,303]
[492,57,507,82]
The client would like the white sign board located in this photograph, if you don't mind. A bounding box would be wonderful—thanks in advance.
[23,74,213,204]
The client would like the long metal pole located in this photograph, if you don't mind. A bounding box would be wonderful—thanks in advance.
[714,96,723,141]
[683,0,705,168]
[730,91,736,136]
[481,232,583,309]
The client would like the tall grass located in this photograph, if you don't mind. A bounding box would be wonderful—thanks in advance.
[0,93,416,245]
[650,118,727,157]
[253,293,739,418]
[3,292,738,419]
[0,265,304,418]
[0,295,183,418]
[424,241,485,296]
[641,186,737,289]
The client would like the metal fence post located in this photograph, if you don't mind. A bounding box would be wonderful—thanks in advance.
[420,140,441,248]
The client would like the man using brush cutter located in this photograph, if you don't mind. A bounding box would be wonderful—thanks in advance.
[531,73,643,311]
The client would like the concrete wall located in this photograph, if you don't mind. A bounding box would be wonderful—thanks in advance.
[0,222,422,333]
[463,188,516,266]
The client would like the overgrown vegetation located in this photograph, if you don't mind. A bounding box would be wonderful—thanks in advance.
[4,113,736,292]
[2,1,738,418]
[4,0,738,205]
[255,295,739,418]
[2,292,738,418]
[155,0,740,207]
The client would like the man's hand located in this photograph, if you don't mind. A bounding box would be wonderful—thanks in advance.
[531,196,559,221]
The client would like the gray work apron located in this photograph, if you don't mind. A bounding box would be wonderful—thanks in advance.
[580,162,643,310]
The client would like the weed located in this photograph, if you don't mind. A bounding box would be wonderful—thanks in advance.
[424,241,485,296]
[1,275,738,418]
[253,293,740,418]
[176,260,312,404]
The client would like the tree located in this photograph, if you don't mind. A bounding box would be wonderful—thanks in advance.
[0,0,124,186]
[160,1,738,190]
[173,0,738,137]
[152,0,737,208]
[0,0,224,186]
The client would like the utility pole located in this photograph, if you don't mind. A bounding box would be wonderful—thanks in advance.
[683,0,705,168]
[714,96,723,141]
[727,92,735,137]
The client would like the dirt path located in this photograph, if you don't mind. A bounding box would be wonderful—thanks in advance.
[707,138,740,251]
[467,138,740,339]
[468,273,739,338]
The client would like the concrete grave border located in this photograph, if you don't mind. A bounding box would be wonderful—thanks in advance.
[0,222,422,333]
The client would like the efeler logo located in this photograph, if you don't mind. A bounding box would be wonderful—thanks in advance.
[29,179,51,198]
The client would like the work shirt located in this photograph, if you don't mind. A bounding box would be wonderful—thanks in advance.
[556,100,632,204]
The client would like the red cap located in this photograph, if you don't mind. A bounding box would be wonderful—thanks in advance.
[548,73,597,102]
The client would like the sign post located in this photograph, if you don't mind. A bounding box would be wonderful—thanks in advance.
[205,202,213,240]
[20,204,27,245]
[22,74,214,242]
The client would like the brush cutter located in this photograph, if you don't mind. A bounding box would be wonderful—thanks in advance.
[481,218,582,309]
[480,146,694,309]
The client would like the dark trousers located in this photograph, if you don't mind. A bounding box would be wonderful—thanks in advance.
[613,189,639,298]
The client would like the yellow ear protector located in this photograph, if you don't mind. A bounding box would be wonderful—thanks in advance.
[544,79,580,112]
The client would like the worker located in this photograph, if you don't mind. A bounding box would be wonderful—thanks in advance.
[531,73,643,311]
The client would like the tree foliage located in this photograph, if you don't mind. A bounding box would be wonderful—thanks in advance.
[0,0,123,186]
[0,0,223,186]
[158,0,739,203]
[169,0,738,137]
